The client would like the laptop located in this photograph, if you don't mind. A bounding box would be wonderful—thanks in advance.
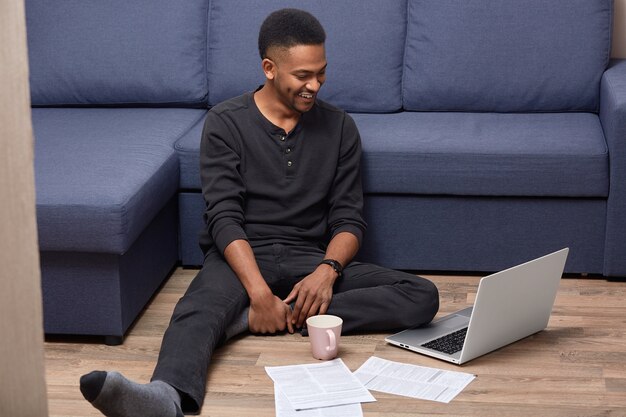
[385,248,569,365]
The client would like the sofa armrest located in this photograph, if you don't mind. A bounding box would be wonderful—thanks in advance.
[599,59,626,276]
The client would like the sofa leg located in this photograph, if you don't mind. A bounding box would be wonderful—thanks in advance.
[104,335,124,346]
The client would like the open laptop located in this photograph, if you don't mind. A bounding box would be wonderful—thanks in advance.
[386,248,569,365]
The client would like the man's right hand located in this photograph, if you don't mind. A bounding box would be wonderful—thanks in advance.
[223,239,294,334]
[248,292,294,334]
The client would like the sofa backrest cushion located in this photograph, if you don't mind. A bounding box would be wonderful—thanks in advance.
[26,0,209,106]
[207,0,407,112]
[403,0,613,112]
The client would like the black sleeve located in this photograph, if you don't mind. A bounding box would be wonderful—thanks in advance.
[199,110,248,254]
[326,113,367,245]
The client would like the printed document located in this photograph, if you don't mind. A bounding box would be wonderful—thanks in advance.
[274,385,363,417]
[354,356,475,403]
[265,358,376,410]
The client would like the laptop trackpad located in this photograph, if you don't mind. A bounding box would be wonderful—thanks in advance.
[439,314,469,329]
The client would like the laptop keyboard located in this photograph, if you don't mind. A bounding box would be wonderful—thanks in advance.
[421,327,468,355]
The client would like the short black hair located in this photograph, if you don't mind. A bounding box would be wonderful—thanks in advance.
[258,8,326,59]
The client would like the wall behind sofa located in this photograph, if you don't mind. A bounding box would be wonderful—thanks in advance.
[613,0,626,57]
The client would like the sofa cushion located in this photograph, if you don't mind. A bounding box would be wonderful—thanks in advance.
[33,108,207,253]
[403,0,612,112]
[26,0,209,106]
[354,112,608,197]
[207,0,406,112]
[175,117,206,190]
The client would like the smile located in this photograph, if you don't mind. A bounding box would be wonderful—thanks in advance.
[298,92,314,99]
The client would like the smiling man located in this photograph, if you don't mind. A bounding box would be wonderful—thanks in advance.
[79,9,439,417]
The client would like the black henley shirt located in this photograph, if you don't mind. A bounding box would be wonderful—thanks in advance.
[198,90,367,255]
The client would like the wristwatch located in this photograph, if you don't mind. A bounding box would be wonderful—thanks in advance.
[319,259,343,278]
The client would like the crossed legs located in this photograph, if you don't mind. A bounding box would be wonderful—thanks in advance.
[80,242,439,415]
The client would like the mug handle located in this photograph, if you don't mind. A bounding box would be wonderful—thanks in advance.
[325,329,336,352]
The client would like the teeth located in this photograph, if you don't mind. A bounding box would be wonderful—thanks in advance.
[299,93,313,99]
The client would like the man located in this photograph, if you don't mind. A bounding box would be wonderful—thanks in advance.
[80,8,439,417]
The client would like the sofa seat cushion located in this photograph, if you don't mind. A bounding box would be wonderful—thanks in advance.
[354,112,608,197]
[33,108,207,253]
[175,117,205,190]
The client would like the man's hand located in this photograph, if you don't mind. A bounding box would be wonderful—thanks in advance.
[283,265,337,328]
[248,291,294,334]
[223,240,293,334]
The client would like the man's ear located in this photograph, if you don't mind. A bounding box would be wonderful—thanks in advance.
[262,58,276,80]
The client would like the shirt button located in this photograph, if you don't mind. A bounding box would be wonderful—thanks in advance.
[287,161,293,167]
[280,136,286,141]
[286,148,291,154]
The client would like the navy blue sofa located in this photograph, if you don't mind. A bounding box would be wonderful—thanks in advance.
[27,0,626,343]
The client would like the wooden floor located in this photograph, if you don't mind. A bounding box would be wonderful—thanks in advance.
[44,268,626,416]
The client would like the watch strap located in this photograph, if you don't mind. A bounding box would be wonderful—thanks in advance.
[319,259,343,277]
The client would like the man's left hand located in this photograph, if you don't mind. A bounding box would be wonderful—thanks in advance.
[283,265,337,328]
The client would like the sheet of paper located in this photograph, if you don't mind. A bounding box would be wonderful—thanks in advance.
[354,356,475,403]
[274,385,363,417]
[265,358,376,410]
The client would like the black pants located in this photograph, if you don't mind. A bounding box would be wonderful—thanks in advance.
[152,241,439,413]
